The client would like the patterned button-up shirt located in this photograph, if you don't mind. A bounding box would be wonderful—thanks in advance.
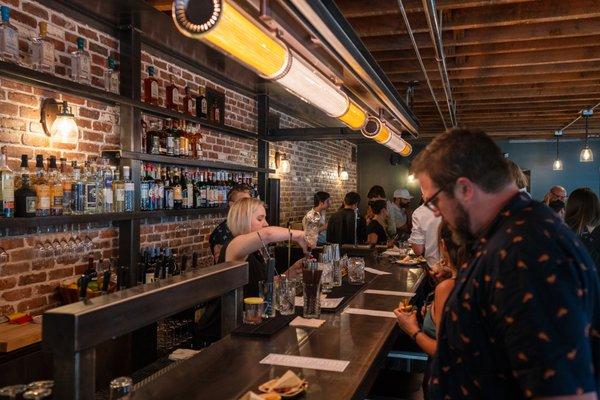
[430,193,600,399]
[209,219,233,256]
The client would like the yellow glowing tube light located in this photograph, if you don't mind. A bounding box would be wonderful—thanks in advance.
[361,116,412,156]
[338,100,367,130]
[172,0,288,79]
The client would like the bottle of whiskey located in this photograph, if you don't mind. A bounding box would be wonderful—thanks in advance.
[48,156,63,216]
[183,86,194,116]
[146,120,161,155]
[34,155,50,217]
[122,166,134,212]
[104,57,119,94]
[196,87,207,119]
[178,120,188,158]
[172,168,183,210]
[172,119,180,157]
[14,155,36,218]
[143,66,159,106]
[31,21,54,73]
[166,75,180,112]
[70,37,91,84]
[71,161,85,214]
[0,6,19,64]
[0,146,14,217]
[60,158,72,215]
[165,119,175,156]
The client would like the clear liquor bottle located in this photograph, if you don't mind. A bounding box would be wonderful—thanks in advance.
[103,163,115,213]
[140,164,150,211]
[163,167,174,210]
[0,146,14,217]
[31,21,54,73]
[71,161,85,214]
[14,155,36,218]
[104,57,119,94]
[70,37,91,84]
[60,158,72,215]
[34,155,50,217]
[0,6,19,64]
[48,156,63,216]
[113,169,124,212]
[122,166,134,212]
[155,165,164,210]
[84,161,98,214]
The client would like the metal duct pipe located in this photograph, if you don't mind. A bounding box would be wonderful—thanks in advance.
[396,0,447,130]
[421,0,457,128]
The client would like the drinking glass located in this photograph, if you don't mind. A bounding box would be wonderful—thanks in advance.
[75,235,84,253]
[302,282,321,319]
[84,235,93,252]
[277,281,296,316]
[22,388,51,399]
[60,237,69,256]
[318,254,333,293]
[0,384,27,399]
[304,215,320,248]
[348,257,365,285]
[52,239,62,256]
[243,297,264,325]
[109,376,133,400]
[258,281,276,318]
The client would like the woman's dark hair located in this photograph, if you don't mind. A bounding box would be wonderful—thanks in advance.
[369,199,387,214]
[438,222,470,269]
[548,199,565,214]
[565,188,600,235]
[367,185,386,199]
[313,191,330,207]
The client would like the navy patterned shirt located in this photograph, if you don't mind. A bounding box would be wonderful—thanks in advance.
[430,193,600,399]
[209,219,233,256]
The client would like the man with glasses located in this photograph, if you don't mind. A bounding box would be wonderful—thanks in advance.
[544,185,568,204]
[411,129,599,399]
[408,192,442,267]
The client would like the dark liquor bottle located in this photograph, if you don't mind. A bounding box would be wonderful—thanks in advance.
[172,168,183,210]
[146,121,161,155]
[143,66,159,106]
[14,155,36,218]
[196,86,207,119]
[182,86,194,116]
[165,75,180,112]
[163,168,174,210]
[180,169,189,209]
[165,119,175,156]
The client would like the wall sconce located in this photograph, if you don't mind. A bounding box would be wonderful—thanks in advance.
[41,99,79,144]
[338,164,349,181]
[407,173,418,185]
[274,151,290,173]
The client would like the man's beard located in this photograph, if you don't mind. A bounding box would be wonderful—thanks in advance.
[450,202,475,245]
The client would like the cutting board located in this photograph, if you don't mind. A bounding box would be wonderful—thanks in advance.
[0,322,42,352]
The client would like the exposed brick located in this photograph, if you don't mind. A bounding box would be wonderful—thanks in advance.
[0,118,26,131]
[78,107,100,120]
[48,267,74,280]
[0,277,17,291]
[92,121,111,133]
[11,9,37,28]
[19,106,38,120]
[78,142,100,153]
[82,130,102,142]
[17,296,47,312]
[77,25,99,42]
[88,42,108,56]
[31,258,55,271]
[8,248,35,261]
[61,94,86,106]
[0,131,22,144]
[1,261,31,277]
[8,92,38,107]
[0,238,25,251]
[2,287,32,302]
[0,304,15,315]
[18,272,47,286]
[22,133,50,147]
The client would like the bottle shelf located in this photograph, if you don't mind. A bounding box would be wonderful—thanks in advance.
[0,207,229,230]
[118,150,274,173]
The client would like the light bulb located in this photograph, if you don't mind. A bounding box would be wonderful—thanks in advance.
[339,170,349,181]
[280,157,291,173]
[50,114,78,144]
[407,174,418,184]
[553,159,563,171]
[580,146,593,163]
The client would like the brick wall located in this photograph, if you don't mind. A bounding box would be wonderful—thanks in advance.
[269,109,357,225]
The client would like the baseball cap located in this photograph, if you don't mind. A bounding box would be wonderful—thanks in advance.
[393,188,413,200]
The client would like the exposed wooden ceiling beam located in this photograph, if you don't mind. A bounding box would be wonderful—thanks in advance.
[147,0,170,12]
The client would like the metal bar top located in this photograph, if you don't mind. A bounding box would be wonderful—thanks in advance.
[133,256,424,400]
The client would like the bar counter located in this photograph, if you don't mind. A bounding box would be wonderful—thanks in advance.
[133,255,424,399]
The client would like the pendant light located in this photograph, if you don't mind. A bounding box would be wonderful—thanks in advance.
[580,109,593,163]
[553,130,563,171]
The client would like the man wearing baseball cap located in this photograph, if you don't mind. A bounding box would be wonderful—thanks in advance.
[390,188,413,231]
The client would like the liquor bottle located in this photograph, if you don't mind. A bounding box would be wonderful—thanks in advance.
[71,161,85,214]
[59,158,72,215]
[185,169,194,209]
[14,155,36,218]
[34,155,50,217]
[178,121,188,157]
[102,162,114,213]
[48,156,63,216]
[172,168,183,210]
[145,163,155,211]
[84,161,98,214]
[0,6,19,64]
[172,120,180,157]
[199,171,208,208]
[163,168,174,210]
[104,57,119,94]
[213,102,221,124]
[194,126,203,159]
[155,165,164,210]
[113,169,124,213]
[146,120,161,155]
[122,166,134,212]
[166,75,180,111]
[31,21,54,73]
[143,66,159,106]
[196,86,207,119]
[180,169,189,209]
[70,37,91,84]
[165,119,175,156]
[182,86,194,116]
[140,164,150,211]
[0,146,14,217]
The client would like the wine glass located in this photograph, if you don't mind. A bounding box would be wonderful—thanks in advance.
[44,240,54,258]
[52,239,62,257]
[35,242,45,258]
[84,235,93,253]
[0,384,28,399]
[75,235,84,253]
[60,237,69,257]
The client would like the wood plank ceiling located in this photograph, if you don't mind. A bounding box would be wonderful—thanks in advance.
[334,0,600,139]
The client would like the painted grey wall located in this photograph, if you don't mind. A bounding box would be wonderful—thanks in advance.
[498,139,600,201]
[358,139,600,204]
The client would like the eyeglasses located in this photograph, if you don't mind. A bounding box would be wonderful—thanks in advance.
[423,186,446,213]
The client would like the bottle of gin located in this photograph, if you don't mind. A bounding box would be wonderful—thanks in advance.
[71,161,85,214]
[143,66,159,105]
[104,57,119,94]
[60,158,72,215]
[113,168,124,212]
[70,37,91,84]
[33,155,50,217]
[14,155,36,218]
[31,21,54,73]
[0,6,19,64]
[122,166,134,212]
[84,161,97,214]
[103,163,114,213]
[0,146,14,218]
[48,156,63,216]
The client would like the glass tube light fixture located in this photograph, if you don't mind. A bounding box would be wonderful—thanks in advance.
[579,113,594,163]
[361,116,412,156]
[553,131,563,171]
[171,0,369,130]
